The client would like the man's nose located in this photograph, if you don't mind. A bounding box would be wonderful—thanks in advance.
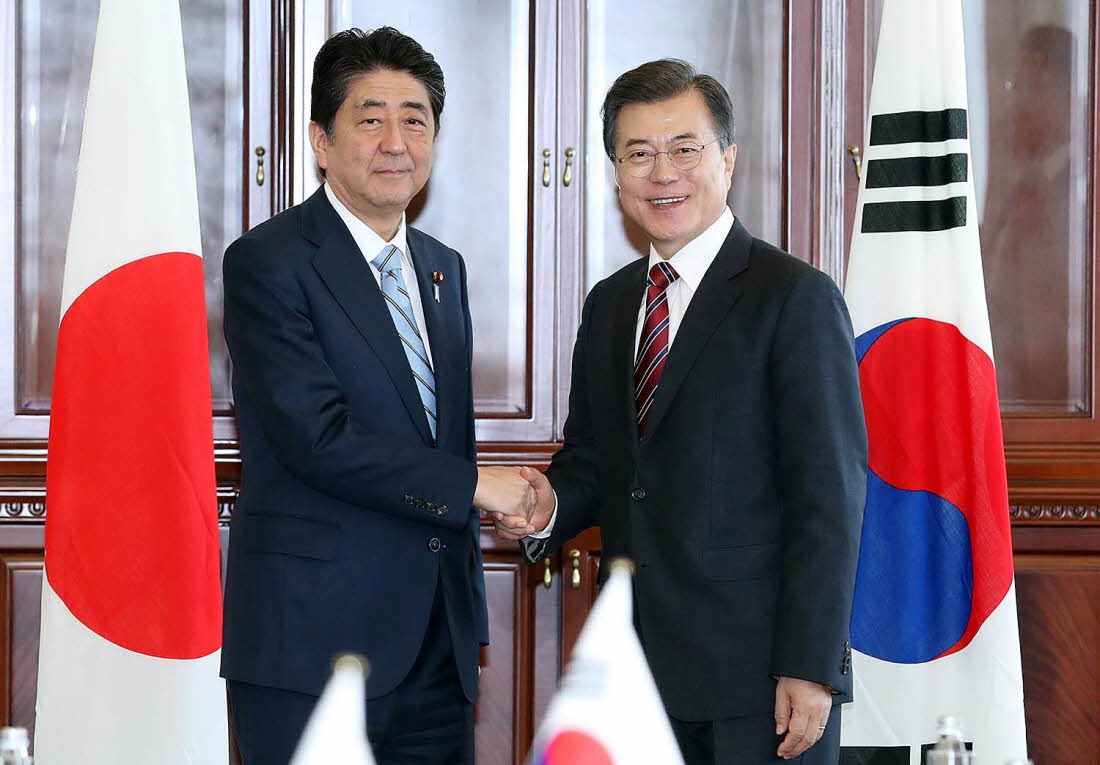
[379,120,407,154]
[648,152,680,183]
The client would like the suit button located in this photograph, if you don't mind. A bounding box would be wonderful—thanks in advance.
[428,537,441,552]
[631,488,646,501]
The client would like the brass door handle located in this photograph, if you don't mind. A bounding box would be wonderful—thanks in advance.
[569,549,581,589]
[543,557,552,589]
[562,147,575,187]
[847,144,862,179]
[255,146,266,186]
[542,148,551,187]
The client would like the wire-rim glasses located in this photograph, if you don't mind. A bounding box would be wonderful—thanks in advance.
[612,138,721,177]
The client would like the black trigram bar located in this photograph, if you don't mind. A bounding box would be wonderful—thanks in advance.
[861,196,966,233]
[839,746,909,764]
[920,742,974,758]
[869,109,967,145]
[865,153,968,189]
[840,741,973,764]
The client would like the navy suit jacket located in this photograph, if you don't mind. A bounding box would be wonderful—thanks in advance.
[523,220,867,721]
[220,186,488,702]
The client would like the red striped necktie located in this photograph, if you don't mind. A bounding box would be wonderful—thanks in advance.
[635,261,680,435]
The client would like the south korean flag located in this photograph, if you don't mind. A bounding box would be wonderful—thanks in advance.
[841,1,1028,764]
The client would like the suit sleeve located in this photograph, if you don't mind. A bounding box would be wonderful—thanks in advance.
[522,289,603,563]
[223,236,478,531]
[458,252,491,644]
[768,268,867,694]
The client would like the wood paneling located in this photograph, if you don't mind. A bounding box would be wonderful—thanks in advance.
[559,529,601,665]
[0,552,41,744]
[786,0,819,265]
[476,559,528,765]
[531,552,560,733]
[1015,554,1100,764]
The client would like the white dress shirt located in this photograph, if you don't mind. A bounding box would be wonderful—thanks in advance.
[528,207,736,540]
[633,206,734,355]
[324,182,435,369]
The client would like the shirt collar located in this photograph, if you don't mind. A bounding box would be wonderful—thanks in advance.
[324,182,409,263]
[647,206,735,291]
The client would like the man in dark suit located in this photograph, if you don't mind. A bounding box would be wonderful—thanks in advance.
[496,60,867,764]
[221,27,533,764]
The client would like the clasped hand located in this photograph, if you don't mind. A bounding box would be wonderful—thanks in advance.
[473,466,554,539]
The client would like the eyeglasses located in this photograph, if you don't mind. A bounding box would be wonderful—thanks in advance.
[612,138,721,177]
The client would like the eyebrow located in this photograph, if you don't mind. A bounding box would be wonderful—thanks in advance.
[622,131,700,149]
[356,98,430,117]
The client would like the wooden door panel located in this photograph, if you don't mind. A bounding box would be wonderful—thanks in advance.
[0,553,42,744]
[558,529,601,665]
[1015,553,1100,764]
[530,552,560,737]
[477,560,523,764]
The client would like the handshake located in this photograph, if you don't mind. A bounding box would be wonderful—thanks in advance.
[473,466,554,541]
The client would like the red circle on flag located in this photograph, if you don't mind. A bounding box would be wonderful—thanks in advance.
[859,317,1013,656]
[46,253,221,659]
[539,730,614,765]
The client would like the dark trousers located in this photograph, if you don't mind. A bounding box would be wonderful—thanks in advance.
[229,585,473,765]
[671,704,841,765]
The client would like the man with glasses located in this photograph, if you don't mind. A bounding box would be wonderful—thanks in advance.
[494,59,866,764]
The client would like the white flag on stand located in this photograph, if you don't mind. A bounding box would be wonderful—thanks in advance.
[290,654,377,765]
[527,559,684,765]
[841,2,1027,764]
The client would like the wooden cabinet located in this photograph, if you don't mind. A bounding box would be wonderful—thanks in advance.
[3,1,1100,763]
[1012,529,1100,765]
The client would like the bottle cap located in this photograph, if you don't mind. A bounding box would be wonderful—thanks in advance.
[332,652,370,678]
[0,727,28,748]
[936,714,962,738]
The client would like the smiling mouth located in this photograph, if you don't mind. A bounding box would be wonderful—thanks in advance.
[649,196,687,207]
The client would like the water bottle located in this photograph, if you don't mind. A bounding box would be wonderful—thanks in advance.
[925,715,971,765]
[0,727,31,765]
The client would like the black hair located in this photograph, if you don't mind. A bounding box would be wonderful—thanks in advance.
[601,59,734,158]
[311,26,445,139]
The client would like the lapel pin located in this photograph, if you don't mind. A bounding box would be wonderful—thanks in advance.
[432,271,444,303]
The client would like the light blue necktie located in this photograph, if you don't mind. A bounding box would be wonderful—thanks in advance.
[371,245,437,438]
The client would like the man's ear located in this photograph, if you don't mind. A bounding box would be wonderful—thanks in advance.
[723,142,738,186]
[308,121,330,172]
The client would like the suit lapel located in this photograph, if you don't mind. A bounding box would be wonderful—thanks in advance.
[609,261,649,448]
[304,188,433,444]
[407,229,463,450]
[640,219,753,443]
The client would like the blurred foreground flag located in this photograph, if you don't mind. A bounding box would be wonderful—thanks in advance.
[33,0,226,762]
[290,655,376,765]
[528,559,684,765]
[840,1,1027,764]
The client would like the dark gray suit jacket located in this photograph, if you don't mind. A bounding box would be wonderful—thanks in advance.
[524,219,867,721]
